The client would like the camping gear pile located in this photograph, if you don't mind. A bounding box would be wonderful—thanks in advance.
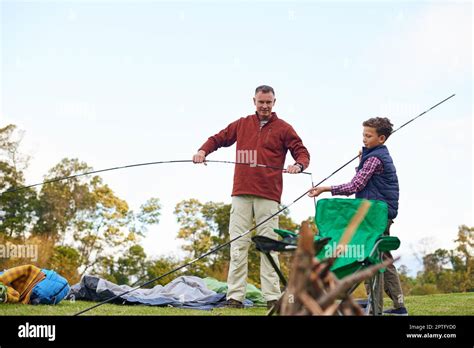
[0,265,70,305]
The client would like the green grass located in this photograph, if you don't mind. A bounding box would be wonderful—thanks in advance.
[398,292,474,315]
[1,293,472,316]
[0,300,268,316]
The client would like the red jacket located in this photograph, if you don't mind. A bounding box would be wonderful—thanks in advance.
[199,113,310,203]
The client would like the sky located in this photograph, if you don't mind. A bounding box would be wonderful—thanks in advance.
[1,0,472,276]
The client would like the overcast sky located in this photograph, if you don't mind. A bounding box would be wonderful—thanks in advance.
[1,0,472,276]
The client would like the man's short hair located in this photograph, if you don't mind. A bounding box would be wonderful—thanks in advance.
[255,85,275,96]
[363,117,394,139]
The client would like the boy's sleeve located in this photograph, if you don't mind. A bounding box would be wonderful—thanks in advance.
[199,119,240,155]
[331,157,383,196]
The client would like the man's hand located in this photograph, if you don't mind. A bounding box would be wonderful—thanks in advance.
[286,164,302,174]
[192,150,207,164]
[308,186,331,197]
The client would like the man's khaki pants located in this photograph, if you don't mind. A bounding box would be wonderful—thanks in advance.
[226,195,282,303]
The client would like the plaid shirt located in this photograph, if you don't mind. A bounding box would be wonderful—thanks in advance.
[331,156,383,196]
[0,265,45,303]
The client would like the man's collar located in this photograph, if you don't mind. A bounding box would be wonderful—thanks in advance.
[256,112,277,123]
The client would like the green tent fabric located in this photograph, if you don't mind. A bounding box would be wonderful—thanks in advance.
[203,277,266,305]
[315,198,389,279]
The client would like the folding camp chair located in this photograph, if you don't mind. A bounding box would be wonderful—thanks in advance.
[252,198,400,316]
[252,230,330,288]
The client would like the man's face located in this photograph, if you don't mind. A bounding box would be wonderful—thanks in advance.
[363,126,385,149]
[253,91,276,119]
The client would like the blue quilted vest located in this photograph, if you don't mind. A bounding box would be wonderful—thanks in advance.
[30,269,70,305]
[355,145,399,219]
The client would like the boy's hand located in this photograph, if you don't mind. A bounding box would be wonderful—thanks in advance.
[358,149,362,162]
[308,186,331,197]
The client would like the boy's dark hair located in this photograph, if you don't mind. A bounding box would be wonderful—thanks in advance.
[255,85,275,96]
[363,117,394,139]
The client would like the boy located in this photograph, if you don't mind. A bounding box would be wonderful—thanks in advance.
[308,117,407,315]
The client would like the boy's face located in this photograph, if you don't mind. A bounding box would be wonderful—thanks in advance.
[363,126,386,149]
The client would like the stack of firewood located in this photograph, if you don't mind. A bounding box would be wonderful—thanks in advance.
[275,202,393,316]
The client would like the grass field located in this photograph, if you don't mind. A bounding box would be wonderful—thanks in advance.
[1,292,472,316]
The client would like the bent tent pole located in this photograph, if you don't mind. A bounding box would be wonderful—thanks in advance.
[74,94,455,316]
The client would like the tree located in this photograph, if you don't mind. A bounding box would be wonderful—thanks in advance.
[33,159,97,241]
[453,225,473,292]
[72,184,161,277]
[128,197,162,236]
[0,162,38,239]
[71,182,131,276]
[174,199,214,278]
[416,225,473,293]
[33,158,162,276]
[0,124,31,175]
[100,245,148,285]
[0,125,38,240]
[146,256,183,286]
[47,245,82,284]
[0,126,164,282]
[397,265,416,296]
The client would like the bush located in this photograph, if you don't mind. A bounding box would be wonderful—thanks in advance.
[146,256,183,287]
[47,245,81,284]
[410,283,440,296]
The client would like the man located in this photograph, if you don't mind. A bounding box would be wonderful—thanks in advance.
[192,85,310,308]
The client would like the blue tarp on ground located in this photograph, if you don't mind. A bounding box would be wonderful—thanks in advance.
[68,275,253,310]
